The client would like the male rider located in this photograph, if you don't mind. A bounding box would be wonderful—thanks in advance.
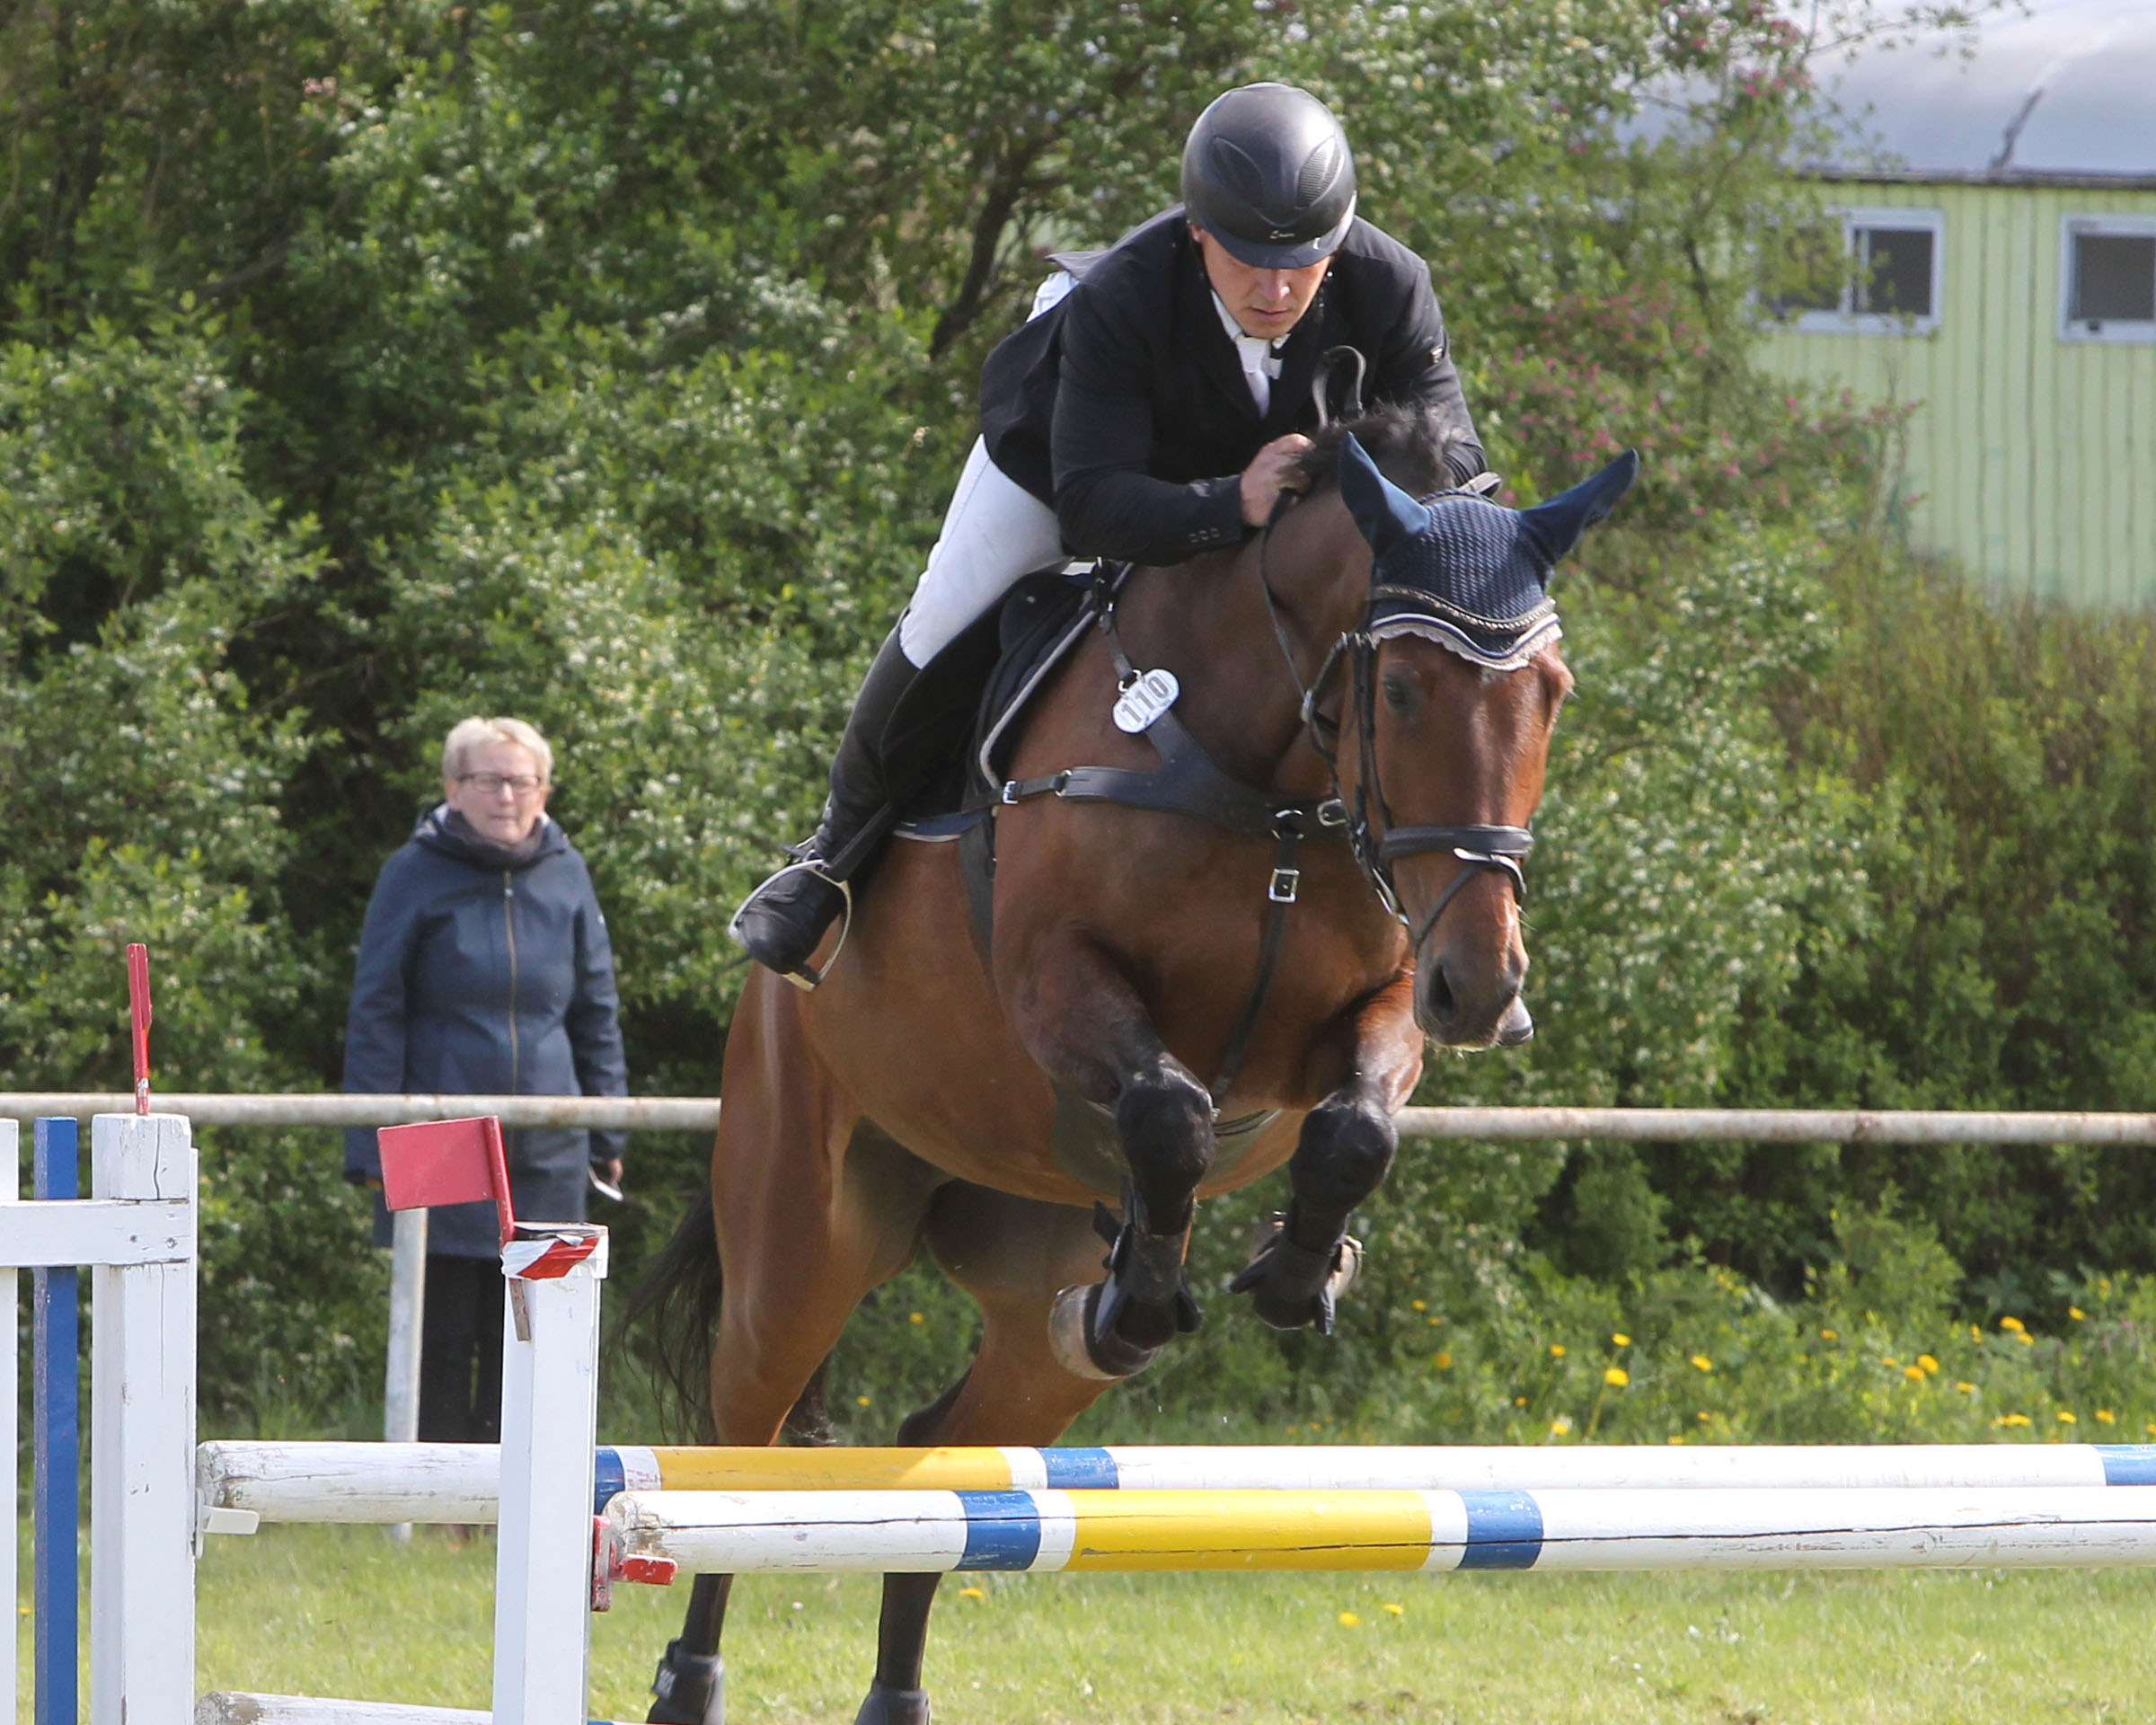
[730,81,1487,985]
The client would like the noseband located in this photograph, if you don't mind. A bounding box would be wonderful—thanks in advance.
[1259,526,1534,951]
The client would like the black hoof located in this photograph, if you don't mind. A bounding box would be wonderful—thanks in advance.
[1228,1214,1363,1333]
[648,1641,724,1725]
[853,1682,931,1725]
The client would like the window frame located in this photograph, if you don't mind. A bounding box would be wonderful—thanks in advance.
[1788,205,1947,337]
[2058,214,2156,346]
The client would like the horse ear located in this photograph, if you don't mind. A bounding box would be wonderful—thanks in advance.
[1520,450,1641,562]
[1338,431,1434,556]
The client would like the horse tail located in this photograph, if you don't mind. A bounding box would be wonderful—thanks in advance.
[615,1182,725,1443]
[614,1182,836,1446]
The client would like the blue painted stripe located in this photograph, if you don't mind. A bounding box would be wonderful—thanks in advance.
[2098,1446,2156,1485]
[33,1118,80,1725]
[957,1490,1043,1570]
[594,1447,627,1512]
[1040,1447,1119,1490]
[1459,1489,1543,1570]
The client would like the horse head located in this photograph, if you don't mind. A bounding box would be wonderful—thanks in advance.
[1330,430,1637,1048]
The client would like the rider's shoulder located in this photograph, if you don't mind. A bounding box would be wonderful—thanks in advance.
[1330,217,1435,284]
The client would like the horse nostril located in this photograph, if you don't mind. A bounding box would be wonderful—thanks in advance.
[1423,960,1456,1023]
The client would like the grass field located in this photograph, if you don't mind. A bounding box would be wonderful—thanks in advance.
[130,1523,2156,1723]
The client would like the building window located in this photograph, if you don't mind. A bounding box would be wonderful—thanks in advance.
[1777,207,1946,336]
[2061,217,2156,343]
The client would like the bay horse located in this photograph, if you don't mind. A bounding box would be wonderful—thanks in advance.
[636,411,1637,1725]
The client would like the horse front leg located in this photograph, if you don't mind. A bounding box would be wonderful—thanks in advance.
[1005,933,1213,1379]
[1233,974,1423,1332]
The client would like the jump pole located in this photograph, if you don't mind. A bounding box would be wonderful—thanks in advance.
[601,1483,2156,1578]
[195,1438,2156,1526]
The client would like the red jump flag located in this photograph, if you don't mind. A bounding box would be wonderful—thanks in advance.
[377,1116,517,1247]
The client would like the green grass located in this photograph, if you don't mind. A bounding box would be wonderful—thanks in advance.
[175,1523,2156,1723]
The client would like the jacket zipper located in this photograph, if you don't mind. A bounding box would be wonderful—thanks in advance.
[502,872,520,1095]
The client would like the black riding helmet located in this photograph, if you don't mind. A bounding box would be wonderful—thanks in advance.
[1180,83,1357,270]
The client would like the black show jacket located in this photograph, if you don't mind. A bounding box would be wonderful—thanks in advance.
[978,208,1484,569]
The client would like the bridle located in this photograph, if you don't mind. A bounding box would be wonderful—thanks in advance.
[1255,514,1534,953]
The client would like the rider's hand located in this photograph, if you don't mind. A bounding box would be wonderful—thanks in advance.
[1240,433,1313,527]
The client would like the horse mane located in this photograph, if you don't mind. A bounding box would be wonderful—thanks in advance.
[1293,403,1477,500]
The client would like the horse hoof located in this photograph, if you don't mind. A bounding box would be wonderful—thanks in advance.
[1229,1216,1364,1332]
[648,1641,724,1725]
[853,1683,931,1725]
[1048,1282,1160,1381]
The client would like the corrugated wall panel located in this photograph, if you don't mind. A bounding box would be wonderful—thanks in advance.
[1756,180,2156,606]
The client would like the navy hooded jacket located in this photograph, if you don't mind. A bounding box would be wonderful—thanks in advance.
[341,806,629,1257]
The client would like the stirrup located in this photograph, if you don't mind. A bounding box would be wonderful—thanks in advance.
[729,859,853,992]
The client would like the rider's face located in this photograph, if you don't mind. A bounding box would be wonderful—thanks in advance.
[1191,226,1332,341]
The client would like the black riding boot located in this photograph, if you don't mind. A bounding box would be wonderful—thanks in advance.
[729,628,926,988]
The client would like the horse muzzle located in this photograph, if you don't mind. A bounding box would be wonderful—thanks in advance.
[1414,945,1530,1049]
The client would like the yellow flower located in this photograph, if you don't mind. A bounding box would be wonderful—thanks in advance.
[1916,1354,1940,1376]
[2070,1306,2086,1322]
[1999,1315,2026,1334]
[1612,1332,1631,1347]
[1514,1396,1528,1408]
[1338,1612,1362,1627]
[1970,1324,1982,1342]
[1427,1315,1443,1326]
[958,1587,985,1601]
[1382,1603,1404,1617]
[1666,1435,1685,1446]
[1690,1355,1713,1373]
[1882,1356,1900,1367]
[2058,1411,2078,1424]
[1550,1417,1573,1437]
[1411,1299,1427,1311]
[2016,1331,2034,1346]
[2099,1278,2114,1295]
[2097,1409,2116,1425]
[1604,1367,1630,1387]
[1903,1365,1926,1383]
[1956,1381,1977,1393]
[1993,1413,2032,1428]
[1550,1344,1567,1358]
[1819,1328,1839,1341]
[909,1311,925,1325]
[1433,1351,1453,1369]
[856,1394,872,1407]
[1696,1411,1712,1423]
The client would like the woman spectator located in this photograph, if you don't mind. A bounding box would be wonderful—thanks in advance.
[342,716,628,1442]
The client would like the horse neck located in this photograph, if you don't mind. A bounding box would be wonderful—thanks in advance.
[1119,494,1366,793]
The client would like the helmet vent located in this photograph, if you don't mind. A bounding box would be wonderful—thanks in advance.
[1296,138,1344,209]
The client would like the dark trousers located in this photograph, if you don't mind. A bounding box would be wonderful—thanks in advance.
[419,1253,505,1443]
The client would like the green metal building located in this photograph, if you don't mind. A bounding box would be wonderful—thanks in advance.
[1754,0,2156,606]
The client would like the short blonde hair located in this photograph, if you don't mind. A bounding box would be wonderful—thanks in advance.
[442,716,554,784]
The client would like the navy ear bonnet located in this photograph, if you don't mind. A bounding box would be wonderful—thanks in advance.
[1336,434,1639,671]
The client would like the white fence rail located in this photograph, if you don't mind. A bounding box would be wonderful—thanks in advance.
[6,1094,2156,1145]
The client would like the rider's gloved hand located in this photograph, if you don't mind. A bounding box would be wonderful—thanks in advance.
[1240,433,1313,526]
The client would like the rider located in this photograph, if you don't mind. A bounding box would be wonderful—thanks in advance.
[730,82,1487,985]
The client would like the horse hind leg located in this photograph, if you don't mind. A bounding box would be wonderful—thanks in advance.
[853,1186,1119,1725]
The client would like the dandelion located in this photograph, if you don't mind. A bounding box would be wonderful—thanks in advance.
[1550,1344,1567,1358]
[2070,1306,2086,1322]
[1696,1411,1712,1423]
[1666,1435,1685,1446]
[2058,1411,2078,1425]
[1382,1603,1404,1617]
[1969,1324,1982,1342]
[856,1394,872,1407]
[1339,1612,1362,1627]
[1604,1367,1630,1387]
[1819,1328,1839,1341]
[1427,1315,1443,1326]
[2097,1409,2116,1425]
[1434,1351,1453,1369]
[1690,1355,1713,1373]
[1903,1366,1926,1383]
[1411,1299,1427,1312]
[958,1587,985,1601]
[1956,1381,1977,1393]
[1999,1315,2026,1334]
[1550,1417,1573,1437]
[1612,1332,1631,1347]
[1917,1354,1940,1375]
[1514,1396,1528,1407]
[909,1312,925,1326]
[1993,1413,2033,1429]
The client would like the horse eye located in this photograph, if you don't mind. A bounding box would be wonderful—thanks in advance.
[1381,674,1413,712]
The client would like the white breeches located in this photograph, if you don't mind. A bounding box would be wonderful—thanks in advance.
[897,438,1069,666]
[897,270,1082,668]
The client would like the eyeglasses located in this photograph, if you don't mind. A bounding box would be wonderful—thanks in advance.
[457,773,549,797]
